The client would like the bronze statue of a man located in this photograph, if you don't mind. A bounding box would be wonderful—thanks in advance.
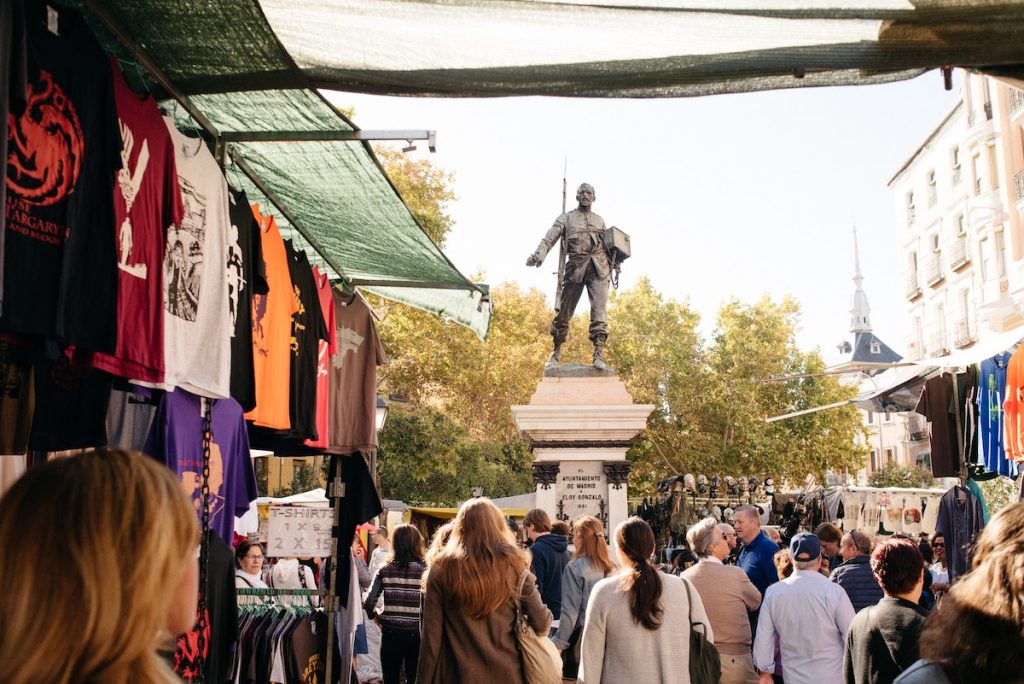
[526,183,610,370]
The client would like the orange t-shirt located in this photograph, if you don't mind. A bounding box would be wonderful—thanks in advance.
[245,205,298,429]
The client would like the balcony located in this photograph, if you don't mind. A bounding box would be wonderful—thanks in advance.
[1016,169,1024,202]
[929,333,949,357]
[1012,88,1024,114]
[924,253,944,286]
[905,273,922,301]
[954,319,975,349]
[950,236,970,271]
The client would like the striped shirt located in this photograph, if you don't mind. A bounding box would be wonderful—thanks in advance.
[364,560,426,632]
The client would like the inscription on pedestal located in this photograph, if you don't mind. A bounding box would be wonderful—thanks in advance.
[556,461,606,521]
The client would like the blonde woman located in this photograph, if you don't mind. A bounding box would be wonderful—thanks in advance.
[895,502,1024,683]
[0,449,199,683]
[553,516,615,680]
[417,498,552,684]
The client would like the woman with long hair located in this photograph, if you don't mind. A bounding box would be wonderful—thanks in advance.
[552,516,615,680]
[417,498,551,684]
[895,502,1024,683]
[364,524,428,684]
[0,449,199,684]
[579,516,713,683]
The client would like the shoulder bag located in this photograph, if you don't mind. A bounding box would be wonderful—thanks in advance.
[514,569,563,684]
[681,576,722,684]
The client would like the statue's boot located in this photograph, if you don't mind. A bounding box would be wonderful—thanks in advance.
[593,342,608,370]
[546,344,562,367]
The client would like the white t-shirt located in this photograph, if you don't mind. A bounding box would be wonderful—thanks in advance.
[161,117,232,398]
[930,561,949,585]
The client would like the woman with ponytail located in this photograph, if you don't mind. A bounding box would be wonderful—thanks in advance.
[579,516,713,683]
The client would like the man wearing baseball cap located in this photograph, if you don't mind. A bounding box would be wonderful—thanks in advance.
[752,532,856,684]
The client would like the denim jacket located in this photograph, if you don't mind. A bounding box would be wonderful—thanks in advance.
[551,556,610,650]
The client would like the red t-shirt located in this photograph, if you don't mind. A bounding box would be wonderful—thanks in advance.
[305,266,337,449]
[90,57,183,383]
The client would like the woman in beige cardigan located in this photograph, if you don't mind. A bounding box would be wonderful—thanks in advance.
[416,498,552,684]
[579,517,714,683]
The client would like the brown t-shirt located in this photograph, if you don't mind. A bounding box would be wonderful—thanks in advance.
[915,373,957,478]
[327,292,385,454]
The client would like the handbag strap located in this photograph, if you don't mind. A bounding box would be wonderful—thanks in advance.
[680,576,709,636]
[515,569,529,621]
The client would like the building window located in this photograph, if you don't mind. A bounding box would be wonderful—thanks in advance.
[928,170,938,206]
[868,412,874,424]
[885,411,891,422]
[870,341,882,354]
[973,152,983,195]
[906,191,916,225]
[988,144,1000,189]
[871,450,878,471]
[955,213,965,236]
[951,147,961,185]
[930,233,940,253]
[886,449,895,464]
[996,230,1007,277]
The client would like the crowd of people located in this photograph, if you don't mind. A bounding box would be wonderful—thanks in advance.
[2,448,1024,684]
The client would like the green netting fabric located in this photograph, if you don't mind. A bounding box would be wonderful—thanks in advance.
[224,140,474,286]
[259,0,1024,97]
[365,285,492,341]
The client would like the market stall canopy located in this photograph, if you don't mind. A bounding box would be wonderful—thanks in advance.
[768,324,1024,422]
[259,1,1024,98]
[82,0,491,338]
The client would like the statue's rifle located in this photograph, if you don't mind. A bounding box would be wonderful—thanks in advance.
[554,158,567,312]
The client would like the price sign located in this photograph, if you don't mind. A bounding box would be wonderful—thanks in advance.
[267,506,332,557]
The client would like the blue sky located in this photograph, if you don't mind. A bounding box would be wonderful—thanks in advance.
[330,72,960,363]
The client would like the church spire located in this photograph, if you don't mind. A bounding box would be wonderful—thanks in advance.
[850,223,871,333]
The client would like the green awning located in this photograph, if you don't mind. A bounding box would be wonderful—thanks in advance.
[81,0,492,337]
[79,0,1024,339]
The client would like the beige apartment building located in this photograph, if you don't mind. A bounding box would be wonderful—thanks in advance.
[890,73,1024,360]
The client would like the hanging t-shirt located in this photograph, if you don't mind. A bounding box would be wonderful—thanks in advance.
[29,349,112,452]
[0,0,28,316]
[2,3,121,351]
[144,387,258,544]
[0,337,33,454]
[162,118,232,399]
[227,189,267,412]
[915,374,959,478]
[90,59,183,384]
[954,365,979,469]
[978,352,1017,477]
[245,205,297,430]
[327,293,386,455]
[934,484,985,584]
[305,266,337,449]
[1002,347,1024,463]
[105,385,159,452]
[284,241,328,441]
[329,453,383,607]
[173,530,238,684]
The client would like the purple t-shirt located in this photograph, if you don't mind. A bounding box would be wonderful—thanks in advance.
[145,387,258,543]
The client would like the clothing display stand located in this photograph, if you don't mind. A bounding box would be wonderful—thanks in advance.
[324,453,344,684]
[195,397,213,683]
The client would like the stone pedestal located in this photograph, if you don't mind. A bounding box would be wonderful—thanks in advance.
[511,364,654,556]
